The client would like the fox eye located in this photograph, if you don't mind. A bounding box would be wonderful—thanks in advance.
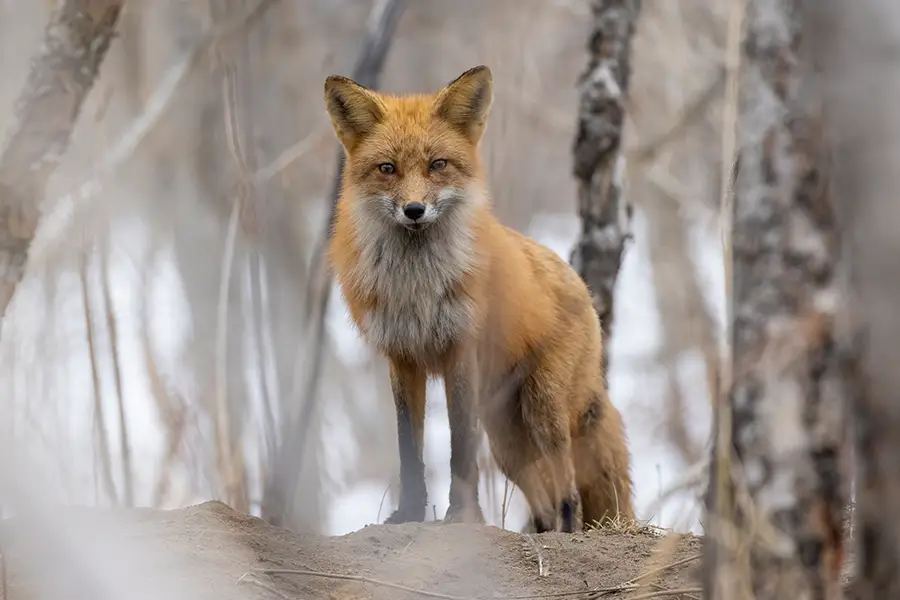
[378,163,396,175]
[429,159,448,172]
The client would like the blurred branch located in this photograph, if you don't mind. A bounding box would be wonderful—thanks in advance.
[624,66,726,173]
[812,1,900,597]
[81,249,119,507]
[261,0,407,529]
[213,196,247,511]
[706,1,847,598]
[207,0,295,516]
[248,252,278,459]
[706,0,743,594]
[205,0,268,512]
[99,235,133,507]
[643,183,715,466]
[569,0,643,378]
[136,239,188,508]
[0,0,123,333]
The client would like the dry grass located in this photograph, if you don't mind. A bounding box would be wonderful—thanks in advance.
[588,513,668,538]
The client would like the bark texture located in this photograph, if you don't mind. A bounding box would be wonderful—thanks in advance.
[0,0,122,325]
[570,0,641,377]
[810,1,900,597]
[706,1,848,599]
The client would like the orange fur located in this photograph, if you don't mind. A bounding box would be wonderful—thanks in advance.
[324,65,634,531]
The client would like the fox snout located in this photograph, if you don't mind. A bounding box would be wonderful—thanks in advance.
[403,203,426,221]
[396,200,436,230]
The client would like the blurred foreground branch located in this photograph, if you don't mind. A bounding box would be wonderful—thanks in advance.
[570,0,642,377]
[706,1,848,598]
[261,0,407,529]
[812,1,900,597]
[0,0,123,331]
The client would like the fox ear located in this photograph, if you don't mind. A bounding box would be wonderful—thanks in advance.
[434,65,493,143]
[324,75,385,151]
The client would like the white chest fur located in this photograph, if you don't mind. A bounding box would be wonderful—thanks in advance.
[352,216,478,361]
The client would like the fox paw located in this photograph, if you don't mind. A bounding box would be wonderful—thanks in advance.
[442,503,485,525]
[384,506,425,525]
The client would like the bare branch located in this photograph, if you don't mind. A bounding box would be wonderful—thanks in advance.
[0,0,123,328]
[80,248,119,507]
[99,234,132,507]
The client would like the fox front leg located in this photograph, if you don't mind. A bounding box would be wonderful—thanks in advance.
[385,360,427,524]
[442,351,485,524]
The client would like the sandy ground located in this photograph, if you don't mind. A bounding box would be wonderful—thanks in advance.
[0,501,703,600]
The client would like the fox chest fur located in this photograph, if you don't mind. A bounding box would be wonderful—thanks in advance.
[349,218,479,364]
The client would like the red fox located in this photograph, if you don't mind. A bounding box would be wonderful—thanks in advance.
[324,65,634,532]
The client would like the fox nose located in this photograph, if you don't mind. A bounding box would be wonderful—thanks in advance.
[403,203,426,221]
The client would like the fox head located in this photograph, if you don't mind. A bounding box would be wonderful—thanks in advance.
[323,66,493,231]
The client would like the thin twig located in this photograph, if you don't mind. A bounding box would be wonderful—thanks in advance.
[622,590,703,600]
[501,476,511,530]
[624,66,726,172]
[81,248,119,506]
[254,555,702,600]
[649,582,700,600]
[214,191,243,509]
[251,568,469,600]
[248,252,278,462]
[524,534,546,577]
[99,234,133,507]
[237,573,295,599]
[253,129,330,184]
[137,236,188,507]
[625,554,701,587]
[376,483,392,523]
[707,0,745,596]
[586,554,701,600]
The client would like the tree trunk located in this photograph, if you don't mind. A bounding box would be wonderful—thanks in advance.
[0,0,123,327]
[810,1,900,597]
[570,0,642,378]
[705,1,848,599]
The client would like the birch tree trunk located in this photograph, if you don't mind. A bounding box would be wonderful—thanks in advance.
[570,0,641,377]
[811,1,900,597]
[706,1,848,598]
[0,0,123,328]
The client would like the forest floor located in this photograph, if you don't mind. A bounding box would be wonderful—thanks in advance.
[0,501,705,600]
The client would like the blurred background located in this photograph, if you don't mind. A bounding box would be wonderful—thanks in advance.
[0,0,729,537]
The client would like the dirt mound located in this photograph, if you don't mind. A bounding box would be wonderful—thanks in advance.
[0,501,702,599]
